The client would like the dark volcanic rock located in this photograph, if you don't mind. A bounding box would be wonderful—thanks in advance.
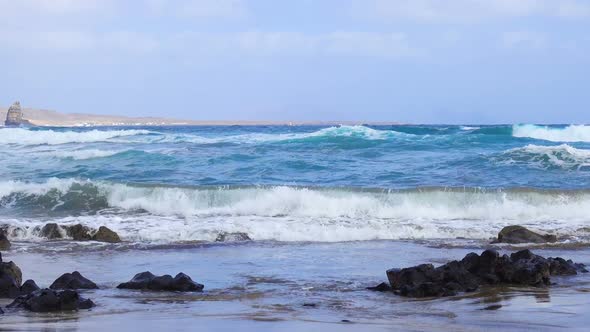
[50,271,98,290]
[215,232,251,242]
[40,223,64,239]
[0,234,11,250]
[385,249,587,298]
[117,271,204,292]
[92,226,121,243]
[8,289,94,312]
[367,282,392,292]
[20,279,40,294]
[0,257,23,298]
[495,225,557,244]
[65,224,92,241]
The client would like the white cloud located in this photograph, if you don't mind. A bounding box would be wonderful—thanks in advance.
[0,0,247,20]
[0,30,159,54]
[0,28,415,59]
[0,0,112,17]
[143,0,248,19]
[172,31,417,58]
[178,0,248,18]
[355,0,590,22]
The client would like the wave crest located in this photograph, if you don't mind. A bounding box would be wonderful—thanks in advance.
[0,128,151,146]
[513,124,590,142]
[2,179,589,242]
[497,144,590,170]
[2,178,590,220]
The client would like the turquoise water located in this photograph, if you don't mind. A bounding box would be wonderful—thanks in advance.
[2,124,590,243]
[2,124,590,331]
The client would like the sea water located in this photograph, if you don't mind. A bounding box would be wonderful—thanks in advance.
[1,124,589,330]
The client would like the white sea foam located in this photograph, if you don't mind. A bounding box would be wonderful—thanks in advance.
[0,128,151,145]
[499,144,590,170]
[0,126,404,147]
[1,178,589,243]
[156,125,406,144]
[460,126,480,131]
[43,149,125,160]
[513,124,590,142]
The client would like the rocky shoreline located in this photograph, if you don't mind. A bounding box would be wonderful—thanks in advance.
[1,224,588,315]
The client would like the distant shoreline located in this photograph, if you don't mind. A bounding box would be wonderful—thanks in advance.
[1,106,399,127]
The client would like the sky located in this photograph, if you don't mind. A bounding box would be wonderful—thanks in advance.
[0,0,589,124]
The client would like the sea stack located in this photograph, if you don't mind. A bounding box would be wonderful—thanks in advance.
[4,101,30,126]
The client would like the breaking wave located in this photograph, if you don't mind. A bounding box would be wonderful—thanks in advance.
[155,125,408,144]
[0,126,411,147]
[496,144,590,170]
[512,124,590,142]
[0,128,151,145]
[1,178,589,243]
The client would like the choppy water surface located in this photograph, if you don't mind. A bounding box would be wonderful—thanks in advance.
[2,124,590,244]
[2,124,590,331]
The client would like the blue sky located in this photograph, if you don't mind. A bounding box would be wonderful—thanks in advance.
[1,0,589,123]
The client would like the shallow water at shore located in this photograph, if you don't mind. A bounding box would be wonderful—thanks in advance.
[2,240,589,331]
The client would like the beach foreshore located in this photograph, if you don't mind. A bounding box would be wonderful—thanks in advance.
[1,240,589,331]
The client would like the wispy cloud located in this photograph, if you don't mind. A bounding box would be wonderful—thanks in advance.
[354,0,590,22]
[146,0,248,19]
[0,30,159,54]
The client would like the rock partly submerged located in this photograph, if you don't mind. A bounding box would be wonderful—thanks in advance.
[376,249,587,298]
[0,253,39,299]
[50,271,98,290]
[8,289,94,312]
[117,271,204,292]
[494,225,557,244]
[92,226,121,243]
[40,223,64,239]
[0,252,23,298]
[65,224,93,241]
[0,234,10,251]
[39,223,121,243]
[215,232,251,242]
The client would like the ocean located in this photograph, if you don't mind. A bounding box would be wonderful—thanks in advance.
[1,124,590,330]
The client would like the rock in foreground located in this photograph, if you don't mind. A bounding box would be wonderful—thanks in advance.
[0,254,23,298]
[8,289,94,312]
[384,249,587,298]
[50,271,98,290]
[117,271,204,292]
[494,225,557,244]
[0,234,11,250]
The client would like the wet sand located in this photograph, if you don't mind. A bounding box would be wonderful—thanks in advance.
[1,240,589,331]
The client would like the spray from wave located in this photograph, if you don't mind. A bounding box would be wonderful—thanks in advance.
[513,124,590,142]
